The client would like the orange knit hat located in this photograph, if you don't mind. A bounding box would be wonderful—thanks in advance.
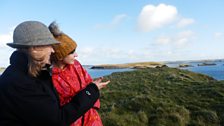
[49,22,77,61]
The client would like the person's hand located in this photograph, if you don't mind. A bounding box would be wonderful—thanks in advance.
[93,77,110,90]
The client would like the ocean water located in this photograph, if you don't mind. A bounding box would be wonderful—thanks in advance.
[87,61,224,80]
[86,68,134,79]
[166,61,224,80]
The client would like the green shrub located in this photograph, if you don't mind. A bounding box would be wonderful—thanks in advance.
[99,68,224,126]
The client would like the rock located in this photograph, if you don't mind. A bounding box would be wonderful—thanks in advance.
[198,63,216,66]
[179,64,193,68]
[90,66,105,69]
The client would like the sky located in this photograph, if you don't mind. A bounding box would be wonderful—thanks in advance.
[0,0,224,67]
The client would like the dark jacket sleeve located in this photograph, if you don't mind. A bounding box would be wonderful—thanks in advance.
[61,83,100,125]
[0,72,99,126]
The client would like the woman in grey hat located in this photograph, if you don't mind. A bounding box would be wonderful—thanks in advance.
[0,21,109,126]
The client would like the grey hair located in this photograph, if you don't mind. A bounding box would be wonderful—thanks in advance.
[48,21,63,37]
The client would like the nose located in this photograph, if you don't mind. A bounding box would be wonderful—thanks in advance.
[50,46,55,53]
[74,52,78,57]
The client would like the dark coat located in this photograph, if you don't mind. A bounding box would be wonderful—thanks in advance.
[0,51,99,126]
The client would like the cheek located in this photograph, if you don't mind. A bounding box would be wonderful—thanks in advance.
[42,48,52,55]
[64,55,75,64]
[48,48,53,53]
[69,56,75,62]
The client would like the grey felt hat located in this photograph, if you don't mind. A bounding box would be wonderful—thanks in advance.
[7,21,60,48]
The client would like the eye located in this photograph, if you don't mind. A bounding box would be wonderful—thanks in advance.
[69,49,76,54]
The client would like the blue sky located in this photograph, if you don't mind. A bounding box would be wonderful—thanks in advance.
[0,0,224,67]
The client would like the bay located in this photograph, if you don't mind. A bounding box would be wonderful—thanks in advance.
[166,60,224,80]
[86,68,134,79]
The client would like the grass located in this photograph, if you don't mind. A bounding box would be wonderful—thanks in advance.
[99,67,224,126]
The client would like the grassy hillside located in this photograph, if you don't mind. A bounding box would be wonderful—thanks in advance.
[99,67,224,126]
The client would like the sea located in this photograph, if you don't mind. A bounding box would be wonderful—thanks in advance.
[85,60,224,80]
[86,68,134,79]
[164,60,224,81]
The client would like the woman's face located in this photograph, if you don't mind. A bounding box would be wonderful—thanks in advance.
[42,45,55,64]
[63,51,78,64]
[30,45,55,65]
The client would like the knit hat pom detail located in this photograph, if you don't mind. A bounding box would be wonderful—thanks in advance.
[49,21,62,37]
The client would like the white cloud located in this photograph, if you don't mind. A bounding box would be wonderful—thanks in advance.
[0,31,13,47]
[78,47,94,58]
[75,43,202,65]
[156,36,171,45]
[0,47,14,67]
[155,30,195,47]
[177,18,195,28]
[111,14,128,26]
[137,3,178,32]
[214,32,224,39]
[177,30,194,37]
[0,30,14,67]
[175,30,194,45]
[76,46,152,65]
[94,14,128,29]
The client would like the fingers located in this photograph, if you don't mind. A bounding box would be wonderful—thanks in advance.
[102,81,110,88]
[103,80,110,85]
[95,77,103,81]
[93,78,102,84]
[93,77,104,84]
[93,77,110,90]
[97,77,103,83]
[94,79,110,90]
[99,80,110,89]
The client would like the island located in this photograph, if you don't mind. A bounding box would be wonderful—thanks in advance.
[90,62,167,69]
[179,64,194,68]
[198,62,216,66]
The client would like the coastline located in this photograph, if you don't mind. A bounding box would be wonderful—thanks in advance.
[90,61,166,69]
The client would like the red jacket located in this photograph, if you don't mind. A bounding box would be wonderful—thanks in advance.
[52,60,102,126]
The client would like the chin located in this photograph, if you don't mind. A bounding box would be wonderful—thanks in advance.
[44,60,51,65]
[69,62,74,65]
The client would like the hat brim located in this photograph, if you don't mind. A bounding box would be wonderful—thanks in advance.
[7,38,60,48]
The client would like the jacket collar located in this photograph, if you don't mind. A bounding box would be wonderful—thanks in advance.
[9,50,52,79]
[10,50,28,72]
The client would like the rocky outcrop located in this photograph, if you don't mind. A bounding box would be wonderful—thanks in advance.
[132,64,167,69]
[198,63,216,66]
[179,64,193,68]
